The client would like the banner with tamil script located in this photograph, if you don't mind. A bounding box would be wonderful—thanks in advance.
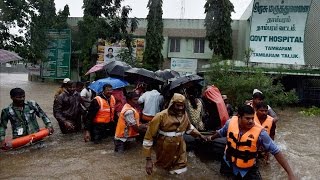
[249,0,311,65]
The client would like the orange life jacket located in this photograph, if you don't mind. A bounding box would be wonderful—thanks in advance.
[93,95,115,123]
[226,116,263,168]
[115,103,140,138]
[254,114,273,135]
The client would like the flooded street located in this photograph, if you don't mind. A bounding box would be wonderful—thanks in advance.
[0,73,319,179]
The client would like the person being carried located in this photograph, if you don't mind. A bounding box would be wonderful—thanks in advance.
[143,93,207,175]
[0,88,54,148]
[53,81,82,134]
[84,84,115,144]
[208,105,296,180]
[114,92,140,153]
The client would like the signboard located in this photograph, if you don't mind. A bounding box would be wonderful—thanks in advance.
[96,38,144,64]
[249,0,311,65]
[42,29,71,79]
[171,58,197,76]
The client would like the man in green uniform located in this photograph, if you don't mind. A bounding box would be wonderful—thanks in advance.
[0,88,54,148]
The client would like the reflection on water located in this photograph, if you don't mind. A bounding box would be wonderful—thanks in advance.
[0,73,319,179]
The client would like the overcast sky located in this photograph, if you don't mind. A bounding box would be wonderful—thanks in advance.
[55,0,253,19]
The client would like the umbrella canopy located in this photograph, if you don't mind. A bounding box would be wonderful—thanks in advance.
[0,49,23,63]
[85,60,131,77]
[89,77,129,93]
[85,63,105,75]
[155,69,180,80]
[169,74,204,90]
[125,68,164,84]
[105,60,132,77]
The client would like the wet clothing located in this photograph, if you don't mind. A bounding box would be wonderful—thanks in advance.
[53,90,82,134]
[226,116,263,168]
[115,103,140,141]
[80,87,93,110]
[54,87,64,100]
[138,90,163,117]
[185,98,205,131]
[143,93,202,173]
[114,103,140,152]
[93,96,115,124]
[85,94,115,142]
[254,114,276,139]
[112,89,126,117]
[0,101,52,141]
[217,117,280,178]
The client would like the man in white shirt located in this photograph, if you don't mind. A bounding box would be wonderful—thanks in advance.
[138,86,164,124]
[80,81,93,111]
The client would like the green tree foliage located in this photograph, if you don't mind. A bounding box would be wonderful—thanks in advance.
[143,0,164,71]
[0,0,29,54]
[78,0,138,76]
[0,0,70,64]
[205,56,299,108]
[204,0,234,59]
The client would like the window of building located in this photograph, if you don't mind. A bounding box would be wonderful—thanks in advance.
[194,39,205,53]
[170,38,180,52]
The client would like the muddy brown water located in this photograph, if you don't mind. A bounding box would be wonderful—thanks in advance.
[0,73,319,179]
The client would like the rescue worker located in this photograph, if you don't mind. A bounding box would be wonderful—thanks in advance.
[84,83,115,144]
[114,92,140,153]
[246,89,279,123]
[208,105,296,179]
[254,102,276,163]
[143,93,207,175]
[0,88,54,148]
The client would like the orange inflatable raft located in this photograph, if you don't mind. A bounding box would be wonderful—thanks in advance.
[2,128,50,150]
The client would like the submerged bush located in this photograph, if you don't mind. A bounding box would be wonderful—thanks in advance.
[204,56,298,108]
[299,106,320,117]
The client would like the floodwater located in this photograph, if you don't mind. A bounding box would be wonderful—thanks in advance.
[0,73,319,179]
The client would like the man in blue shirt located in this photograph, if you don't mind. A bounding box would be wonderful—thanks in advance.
[208,105,296,179]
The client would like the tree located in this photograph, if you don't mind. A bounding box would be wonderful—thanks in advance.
[143,0,164,71]
[0,0,70,64]
[0,0,29,53]
[78,0,138,76]
[204,0,234,59]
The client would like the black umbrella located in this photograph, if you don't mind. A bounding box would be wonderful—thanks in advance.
[125,68,165,84]
[169,74,204,90]
[105,60,132,77]
[155,69,180,80]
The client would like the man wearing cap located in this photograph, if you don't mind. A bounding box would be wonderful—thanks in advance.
[53,81,82,134]
[54,78,71,100]
[246,89,279,123]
